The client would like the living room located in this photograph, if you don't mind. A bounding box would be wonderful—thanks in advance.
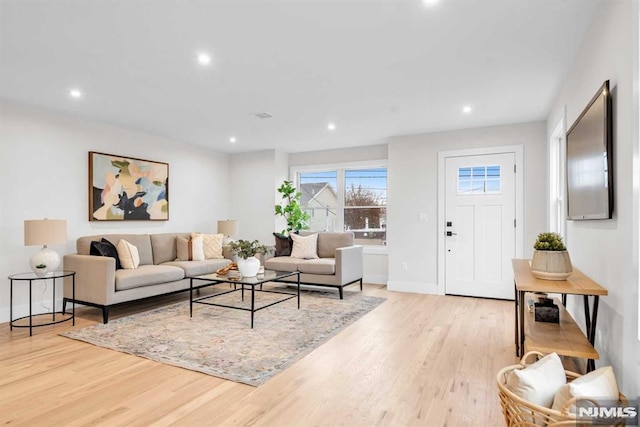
[1,0,639,425]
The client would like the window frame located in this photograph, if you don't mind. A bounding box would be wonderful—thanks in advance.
[291,160,388,253]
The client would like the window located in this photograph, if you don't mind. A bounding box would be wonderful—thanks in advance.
[550,118,567,239]
[295,164,387,245]
[458,165,501,194]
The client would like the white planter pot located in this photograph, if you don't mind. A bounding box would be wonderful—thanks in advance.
[34,267,48,277]
[237,256,260,277]
[531,250,572,280]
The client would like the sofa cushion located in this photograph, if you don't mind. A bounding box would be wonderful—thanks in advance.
[115,265,185,291]
[290,233,319,259]
[117,239,141,269]
[78,234,154,265]
[264,256,302,272]
[297,258,336,275]
[176,236,205,261]
[150,233,190,264]
[162,259,231,277]
[273,232,292,257]
[90,238,123,270]
[317,232,354,258]
[201,233,224,259]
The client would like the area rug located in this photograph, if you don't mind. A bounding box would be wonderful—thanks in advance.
[61,289,385,386]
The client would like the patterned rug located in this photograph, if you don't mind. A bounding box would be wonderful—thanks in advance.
[61,288,385,386]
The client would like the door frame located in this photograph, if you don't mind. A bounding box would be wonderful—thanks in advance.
[437,145,524,296]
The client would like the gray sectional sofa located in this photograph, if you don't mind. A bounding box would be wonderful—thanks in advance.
[63,233,232,323]
[263,231,363,299]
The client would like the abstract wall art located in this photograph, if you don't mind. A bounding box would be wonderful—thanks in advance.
[89,151,169,221]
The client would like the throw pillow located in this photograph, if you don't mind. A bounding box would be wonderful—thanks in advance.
[199,233,224,259]
[116,239,140,269]
[551,366,619,413]
[273,232,293,257]
[290,233,319,259]
[506,352,566,408]
[176,235,205,261]
[89,238,123,270]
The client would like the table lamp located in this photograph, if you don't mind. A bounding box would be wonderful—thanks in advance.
[24,219,67,273]
[217,219,239,244]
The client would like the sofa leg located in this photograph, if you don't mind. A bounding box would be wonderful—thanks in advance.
[62,298,68,314]
[360,278,363,291]
[339,287,344,299]
[102,307,110,324]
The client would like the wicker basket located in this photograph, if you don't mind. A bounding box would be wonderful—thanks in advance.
[497,351,627,427]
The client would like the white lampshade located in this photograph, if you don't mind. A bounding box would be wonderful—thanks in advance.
[24,219,67,273]
[217,220,239,237]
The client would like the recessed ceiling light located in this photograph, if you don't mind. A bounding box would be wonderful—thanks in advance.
[462,105,472,114]
[69,88,83,99]
[422,0,440,6]
[327,123,336,131]
[197,52,212,66]
[229,137,237,144]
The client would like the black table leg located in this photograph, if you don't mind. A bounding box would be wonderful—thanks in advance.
[519,290,526,356]
[189,278,193,317]
[250,285,255,329]
[583,295,592,340]
[562,293,567,307]
[9,279,13,331]
[52,277,56,322]
[586,296,600,372]
[514,282,519,357]
[72,274,75,326]
[29,280,33,336]
[297,273,300,309]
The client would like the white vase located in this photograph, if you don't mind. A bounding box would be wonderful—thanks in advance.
[237,256,260,277]
[531,250,572,280]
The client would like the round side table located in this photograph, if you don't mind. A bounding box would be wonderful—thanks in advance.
[9,270,76,336]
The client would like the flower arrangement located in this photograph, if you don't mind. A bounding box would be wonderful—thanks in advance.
[229,239,271,260]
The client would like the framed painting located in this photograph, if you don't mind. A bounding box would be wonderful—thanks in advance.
[89,151,169,221]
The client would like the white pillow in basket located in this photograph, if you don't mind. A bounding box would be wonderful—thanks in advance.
[290,233,319,259]
[117,239,140,269]
[506,352,566,408]
[551,366,619,413]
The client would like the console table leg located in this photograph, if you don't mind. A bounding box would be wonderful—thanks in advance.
[562,293,567,307]
[519,290,525,356]
[514,282,519,357]
[583,295,592,340]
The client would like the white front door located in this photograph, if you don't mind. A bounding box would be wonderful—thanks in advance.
[444,153,516,299]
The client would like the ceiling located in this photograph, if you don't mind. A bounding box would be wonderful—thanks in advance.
[0,0,598,154]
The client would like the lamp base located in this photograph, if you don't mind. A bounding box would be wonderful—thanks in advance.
[30,246,61,273]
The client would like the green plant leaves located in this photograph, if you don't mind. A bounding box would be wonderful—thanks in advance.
[533,232,566,251]
[275,180,310,234]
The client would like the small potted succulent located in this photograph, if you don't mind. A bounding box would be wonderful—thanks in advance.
[530,232,572,280]
[34,263,48,277]
[229,240,271,277]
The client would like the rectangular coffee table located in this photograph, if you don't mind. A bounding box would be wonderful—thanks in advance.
[189,270,300,328]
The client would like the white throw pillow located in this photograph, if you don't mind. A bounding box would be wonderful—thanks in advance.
[506,352,566,408]
[551,366,619,413]
[200,233,224,259]
[290,233,319,259]
[116,239,140,269]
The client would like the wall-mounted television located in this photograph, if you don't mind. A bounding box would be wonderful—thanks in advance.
[566,80,613,220]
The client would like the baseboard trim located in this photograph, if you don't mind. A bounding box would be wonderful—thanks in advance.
[387,281,440,295]
[363,274,388,285]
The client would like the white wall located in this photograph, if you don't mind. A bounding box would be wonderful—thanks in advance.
[546,0,639,395]
[0,101,230,322]
[290,144,390,284]
[229,150,289,244]
[387,121,547,294]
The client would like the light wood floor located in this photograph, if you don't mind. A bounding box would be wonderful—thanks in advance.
[1,285,519,426]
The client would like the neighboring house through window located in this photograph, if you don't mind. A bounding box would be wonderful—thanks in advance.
[293,162,387,246]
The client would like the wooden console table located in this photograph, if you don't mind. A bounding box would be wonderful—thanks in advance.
[512,259,607,372]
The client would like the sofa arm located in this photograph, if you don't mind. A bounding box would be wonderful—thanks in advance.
[63,254,116,306]
[335,245,363,285]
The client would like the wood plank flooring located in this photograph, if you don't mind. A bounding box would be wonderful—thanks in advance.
[0,285,518,426]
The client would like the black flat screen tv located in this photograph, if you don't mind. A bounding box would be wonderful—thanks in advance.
[566,80,613,220]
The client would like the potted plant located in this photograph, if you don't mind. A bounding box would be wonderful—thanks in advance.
[229,239,271,277]
[530,232,572,280]
[274,181,310,234]
[34,263,48,277]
